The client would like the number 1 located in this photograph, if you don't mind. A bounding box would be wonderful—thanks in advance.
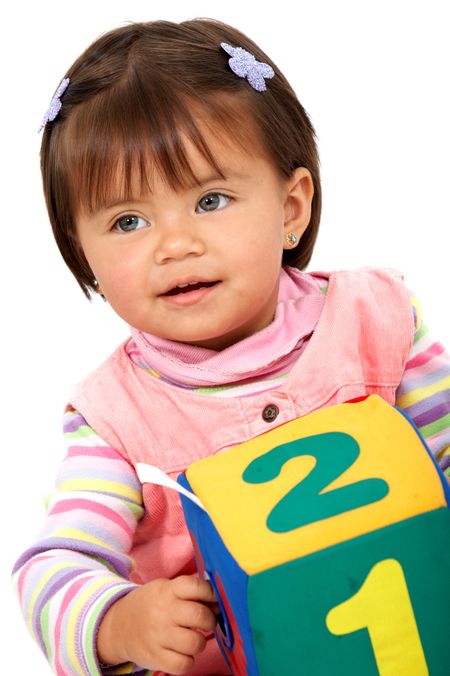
[326,559,428,675]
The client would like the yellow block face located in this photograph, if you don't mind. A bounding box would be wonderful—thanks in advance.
[186,396,446,575]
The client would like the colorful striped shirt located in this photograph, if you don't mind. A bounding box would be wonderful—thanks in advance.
[12,302,450,675]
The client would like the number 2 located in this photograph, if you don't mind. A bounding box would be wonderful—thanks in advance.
[243,432,388,532]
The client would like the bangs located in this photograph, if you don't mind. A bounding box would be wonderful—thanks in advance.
[59,79,256,216]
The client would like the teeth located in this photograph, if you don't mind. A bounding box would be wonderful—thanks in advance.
[162,280,217,296]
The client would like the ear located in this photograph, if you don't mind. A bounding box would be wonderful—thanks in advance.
[282,167,314,249]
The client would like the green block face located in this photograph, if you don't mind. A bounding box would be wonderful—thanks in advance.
[247,508,450,676]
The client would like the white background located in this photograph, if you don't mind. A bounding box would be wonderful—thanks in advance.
[2,0,448,669]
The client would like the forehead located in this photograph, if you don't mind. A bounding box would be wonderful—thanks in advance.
[152,128,267,187]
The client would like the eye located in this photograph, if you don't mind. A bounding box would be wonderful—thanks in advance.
[112,214,149,233]
[196,193,231,213]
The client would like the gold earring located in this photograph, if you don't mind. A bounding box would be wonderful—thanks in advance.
[92,280,106,299]
[286,232,298,247]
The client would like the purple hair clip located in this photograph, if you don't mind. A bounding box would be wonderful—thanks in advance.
[221,42,274,92]
[38,77,70,133]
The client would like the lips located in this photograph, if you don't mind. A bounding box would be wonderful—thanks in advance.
[158,278,221,307]
[161,280,219,297]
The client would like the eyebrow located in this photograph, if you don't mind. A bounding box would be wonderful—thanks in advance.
[183,168,248,189]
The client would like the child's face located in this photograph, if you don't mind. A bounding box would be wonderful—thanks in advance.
[76,131,312,350]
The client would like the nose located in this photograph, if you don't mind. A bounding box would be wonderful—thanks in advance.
[153,220,206,265]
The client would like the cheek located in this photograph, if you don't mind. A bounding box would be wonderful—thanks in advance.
[231,207,285,252]
[249,226,285,268]
[94,254,143,300]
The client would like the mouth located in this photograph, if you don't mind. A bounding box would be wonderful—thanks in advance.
[161,280,220,297]
[158,279,221,306]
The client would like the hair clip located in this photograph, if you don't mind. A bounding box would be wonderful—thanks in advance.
[38,77,70,133]
[221,43,274,92]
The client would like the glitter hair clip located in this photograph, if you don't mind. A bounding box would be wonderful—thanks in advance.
[38,77,70,133]
[221,42,275,92]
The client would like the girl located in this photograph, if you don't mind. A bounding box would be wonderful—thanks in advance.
[13,17,450,676]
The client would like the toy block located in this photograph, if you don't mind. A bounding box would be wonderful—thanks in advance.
[178,395,450,674]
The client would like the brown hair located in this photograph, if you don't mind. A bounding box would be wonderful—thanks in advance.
[41,18,322,298]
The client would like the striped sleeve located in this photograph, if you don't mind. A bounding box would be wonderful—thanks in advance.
[12,406,148,675]
[395,296,450,478]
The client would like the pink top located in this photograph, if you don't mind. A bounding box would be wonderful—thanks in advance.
[68,267,413,675]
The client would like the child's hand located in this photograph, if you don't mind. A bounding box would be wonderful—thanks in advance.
[97,576,218,674]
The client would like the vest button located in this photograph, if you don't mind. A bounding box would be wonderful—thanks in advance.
[262,404,279,423]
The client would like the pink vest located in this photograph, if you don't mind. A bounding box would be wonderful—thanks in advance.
[70,268,413,675]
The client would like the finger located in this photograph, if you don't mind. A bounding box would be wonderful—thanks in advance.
[206,601,221,615]
[163,626,207,656]
[173,599,217,632]
[173,575,217,603]
[157,647,194,675]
